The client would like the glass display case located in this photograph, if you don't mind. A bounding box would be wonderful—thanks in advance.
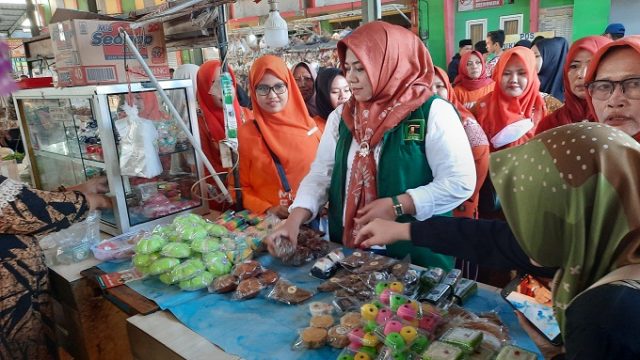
[13,80,208,235]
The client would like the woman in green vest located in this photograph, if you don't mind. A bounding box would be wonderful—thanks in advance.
[265,21,476,270]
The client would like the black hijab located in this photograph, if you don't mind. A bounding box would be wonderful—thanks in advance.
[536,37,568,101]
[314,67,343,121]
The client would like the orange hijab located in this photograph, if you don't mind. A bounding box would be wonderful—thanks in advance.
[585,35,640,142]
[196,60,243,141]
[248,55,321,193]
[474,47,546,149]
[454,50,494,91]
[337,21,434,247]
[537,36,612,134]
[434,66,474,122]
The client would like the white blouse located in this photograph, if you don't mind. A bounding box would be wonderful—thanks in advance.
[291,99,476,222]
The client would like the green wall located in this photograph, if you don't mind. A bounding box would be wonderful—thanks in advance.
[541,0,573,8]
[454,2,530,50]
[121,0,137,12]
[572,0,610,41]
[422,0,447,69]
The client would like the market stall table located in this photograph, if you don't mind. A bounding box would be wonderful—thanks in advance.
[98,254,542,360]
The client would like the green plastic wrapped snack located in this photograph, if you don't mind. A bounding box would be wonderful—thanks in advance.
[135,234,168,254]
[160,242,192,258]
[173,213,206,227]
[206,223,228,237]
[153,224,175,236]
[159,272,177,285]
[148,257,181,275]
[133,252,160,268]
[179,271,215,291]
[169,259,205,282]
[191,237,222,253]
[177,225,208,242]
[203,251,233,276]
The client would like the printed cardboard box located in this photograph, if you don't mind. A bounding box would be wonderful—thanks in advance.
[49,20,169,86]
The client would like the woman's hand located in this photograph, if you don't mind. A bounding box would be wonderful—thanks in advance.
[267,205,290,219]
[354,219,411,248]
[354,197,396,226]
[70,177,109,195]
[514,311,565,360]
[265,220,300,257]
[85,193,113,210]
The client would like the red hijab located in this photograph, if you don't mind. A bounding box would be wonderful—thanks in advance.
[585,35,640,142]
[454,50,494,91]
[196,60,243,141]
[337,21,434,247]
[474,47,546,149]
[126,92,168,120]
[434,66,474,122]
[537,36,612,134]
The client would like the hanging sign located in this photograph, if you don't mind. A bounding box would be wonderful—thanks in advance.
[459,0,504,11]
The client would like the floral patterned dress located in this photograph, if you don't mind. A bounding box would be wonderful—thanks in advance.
[0,175,88,359]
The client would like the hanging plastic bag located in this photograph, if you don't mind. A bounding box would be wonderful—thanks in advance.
[119,102,163,178]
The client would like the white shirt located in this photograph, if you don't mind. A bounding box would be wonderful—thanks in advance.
[291,99,476,222]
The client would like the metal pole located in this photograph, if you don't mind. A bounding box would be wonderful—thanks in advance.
[362,0,381,24]
[217,4,229,71]
[131,0,204,30]
[119,28,233,203]
[25,0,40,37]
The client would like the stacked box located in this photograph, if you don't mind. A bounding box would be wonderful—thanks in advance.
[49,20,169,86]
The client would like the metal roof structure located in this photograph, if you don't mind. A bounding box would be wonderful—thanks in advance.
[0,2,27,35]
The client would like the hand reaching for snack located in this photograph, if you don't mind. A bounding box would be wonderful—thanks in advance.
[354,218,411,248]
[265,221,300,258]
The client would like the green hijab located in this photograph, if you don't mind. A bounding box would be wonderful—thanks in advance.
[490,123,640,332]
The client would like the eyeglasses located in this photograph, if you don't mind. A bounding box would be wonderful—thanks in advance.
[255,83,287,96]
[294,76,313,83]
[587,77,640,100]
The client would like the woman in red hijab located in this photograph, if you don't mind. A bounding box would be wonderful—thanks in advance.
[453,50,495,109]
[472,47,547,151]
[585,35,640,142]
[536,36,612,134]
[267,22,475,269]
[195,60,245,209]
[434,66,489,219]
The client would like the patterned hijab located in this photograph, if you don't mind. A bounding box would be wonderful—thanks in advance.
[474,47,546,150]
[537,36,612,134]
[585,35,640,141]
[454,50,494,91]
[337,21,434,247]
[490,123,640,332]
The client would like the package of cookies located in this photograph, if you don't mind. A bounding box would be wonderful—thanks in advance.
[309,301,334,317]
[232,260,263,280]
[310,314,334,329]
[494,345,538,360]
[208,274,238,293]
[257,269,280,286]
[272,235,296,260]
[332,296,360,314]
[232,277,263,300]
[422,341,464,360]
[439,327,483,354]
[327,325,350,348]
[267,278,314,305]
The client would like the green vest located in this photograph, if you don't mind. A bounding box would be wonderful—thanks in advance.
[328,96,454,270]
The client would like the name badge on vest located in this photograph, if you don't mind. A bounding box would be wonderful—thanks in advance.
[404,119,425,141]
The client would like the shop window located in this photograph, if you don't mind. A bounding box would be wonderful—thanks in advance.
[500,14,523,35]
[466,19,487,46]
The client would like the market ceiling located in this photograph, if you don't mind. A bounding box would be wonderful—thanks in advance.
[0,1,27,35]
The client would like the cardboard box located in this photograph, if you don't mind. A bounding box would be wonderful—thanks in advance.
[49,19,169,87]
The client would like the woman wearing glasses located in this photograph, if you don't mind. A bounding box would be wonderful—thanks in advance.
[266,22,475,269]
[237,55,321,218]
[536,36,612,134]
[585,36,640,141]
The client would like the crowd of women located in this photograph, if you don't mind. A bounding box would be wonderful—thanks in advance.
[3,20,640,359]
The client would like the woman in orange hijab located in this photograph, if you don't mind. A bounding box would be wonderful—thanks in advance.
[536,36,612,134]
[196,60,245,210]
[585,35,640,142]
[453,50,495,109]
[237,55,321,218]
[472,47,547,151]
[434,66,489,219]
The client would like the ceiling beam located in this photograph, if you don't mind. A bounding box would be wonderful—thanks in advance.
[7,11,26,36]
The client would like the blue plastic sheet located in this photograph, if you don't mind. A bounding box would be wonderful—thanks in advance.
[98,256,540,359]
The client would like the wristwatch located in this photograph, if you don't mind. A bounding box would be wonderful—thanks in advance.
[391,196,404,217]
